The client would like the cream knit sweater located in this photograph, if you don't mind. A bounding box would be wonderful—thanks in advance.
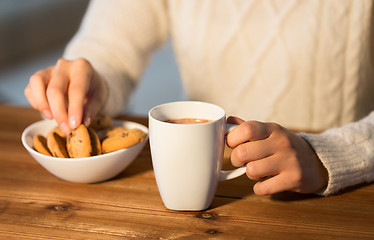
[64,0,374,195]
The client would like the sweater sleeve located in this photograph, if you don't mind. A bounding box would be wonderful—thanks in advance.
[63,0,169,116]
[298,111,374,196]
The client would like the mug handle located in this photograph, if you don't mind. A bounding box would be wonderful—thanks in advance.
[219,123,247,181]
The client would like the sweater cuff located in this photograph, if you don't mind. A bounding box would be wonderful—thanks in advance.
[298,132,368,196]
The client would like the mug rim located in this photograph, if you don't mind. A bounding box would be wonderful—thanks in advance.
[148,101,225,125]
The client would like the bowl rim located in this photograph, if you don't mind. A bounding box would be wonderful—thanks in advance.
[21,119,149,162]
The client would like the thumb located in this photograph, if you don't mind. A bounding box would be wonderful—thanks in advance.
[227,116,245,124]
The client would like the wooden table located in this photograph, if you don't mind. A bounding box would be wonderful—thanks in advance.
[0,104,373,239]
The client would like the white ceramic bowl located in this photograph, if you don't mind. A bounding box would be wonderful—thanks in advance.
[21,119,148,183]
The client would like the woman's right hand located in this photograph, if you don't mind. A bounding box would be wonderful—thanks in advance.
[24,58,108,134]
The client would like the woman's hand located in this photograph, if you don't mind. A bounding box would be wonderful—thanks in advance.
[227,116,328,195]
[24,58,108,134]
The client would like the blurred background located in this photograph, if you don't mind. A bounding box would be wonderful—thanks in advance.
[0,0,186,116]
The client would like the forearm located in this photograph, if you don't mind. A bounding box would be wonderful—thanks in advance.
[63,0,169,116]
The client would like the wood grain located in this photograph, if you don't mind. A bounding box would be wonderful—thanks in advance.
[0,105,373,239]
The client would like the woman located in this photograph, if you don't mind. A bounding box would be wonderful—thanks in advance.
[25,0,374,196]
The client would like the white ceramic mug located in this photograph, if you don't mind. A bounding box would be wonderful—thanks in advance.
[148,101,246,211]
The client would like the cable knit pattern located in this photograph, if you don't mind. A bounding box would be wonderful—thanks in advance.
[63,0,374,195]
[64,0,169,115]
[299,111,374,196]
[166,0,374,132]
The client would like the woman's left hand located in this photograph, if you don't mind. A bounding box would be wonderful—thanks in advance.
[226,116,328,195]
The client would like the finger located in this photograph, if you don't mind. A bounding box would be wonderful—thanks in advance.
[227,116,245,124]
[227,121,272,148]
[25,83,51,118]
[24,84,37,109]
[230,139,273,167]
[252,172,297,195]
[83,94,105,127]
[27,68,54,119]
[245,154,280,180]
[67,59,92,129]
[47,60,70,133]
[82,70,108,126]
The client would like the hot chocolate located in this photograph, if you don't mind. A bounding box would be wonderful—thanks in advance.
[165,118,212,124]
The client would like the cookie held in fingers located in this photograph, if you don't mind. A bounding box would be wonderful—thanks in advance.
[67,124,92,158]
[47,132,69,158]
[33,135,52,156]
[102,128,147,153]
[67,124,101,158]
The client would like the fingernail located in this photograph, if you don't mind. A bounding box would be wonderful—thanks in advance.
[42,110,52,119]
[60,122,71,134]
[69,116,79,129]
[84,116,91,127]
